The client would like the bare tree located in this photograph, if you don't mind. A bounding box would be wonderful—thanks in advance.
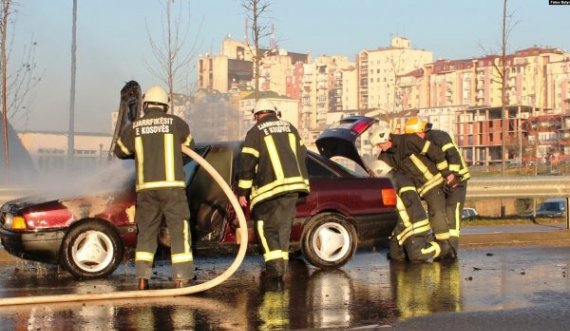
[1,0,12,169]
[478,0,519,175]
[497,0,520,175]
[146,0,200,112]
[242,0,272,97]
[7,35,43,128]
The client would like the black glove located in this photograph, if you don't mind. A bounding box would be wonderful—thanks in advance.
[442,182,453,194]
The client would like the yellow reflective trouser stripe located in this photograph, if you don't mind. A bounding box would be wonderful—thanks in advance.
[135,251,154,262]
[421,241,441,257]
[238,179,253,189]
[397,219,430,245]
[183,219,190,253]
[257,221,271,256]
[454,202,461,234]
[117,138,131,156]
[399,186,416,195]
[265,135,284,180]
[164,133,175,182]
[421,141,431,155]
[435,232,451,240]
[135,136,144,187]
[257,220,287,262]
[172,252,193,263]
[241,146,260,158]
[136,180,185,191]
[265,250,284,262]
[396,196,411,227]
[449,164,460,172]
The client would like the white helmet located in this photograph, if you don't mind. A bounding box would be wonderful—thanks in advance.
[252,99,276,114]
[143,85,169,108]
[369,123,391,145]
[370,160,393,177]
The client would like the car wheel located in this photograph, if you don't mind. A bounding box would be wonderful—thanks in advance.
[301,213,357,269]
[60,220,124,279]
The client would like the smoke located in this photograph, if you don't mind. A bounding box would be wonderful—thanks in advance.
[187,94,243,144]
[6,159,135,204]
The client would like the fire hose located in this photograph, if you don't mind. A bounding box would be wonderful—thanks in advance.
[0,145,248,306]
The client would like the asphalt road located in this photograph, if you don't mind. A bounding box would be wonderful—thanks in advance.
[0,224,569,330]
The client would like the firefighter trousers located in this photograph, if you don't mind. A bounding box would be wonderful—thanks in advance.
[422,187,454,258]
[252,192,299,277]
[445,181,467,254]
[134,189,193,280]
[389,188,442,262]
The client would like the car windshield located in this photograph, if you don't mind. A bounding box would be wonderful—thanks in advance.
[538,202,563,212]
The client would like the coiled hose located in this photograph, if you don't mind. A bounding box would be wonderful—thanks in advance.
[0,145,248,306]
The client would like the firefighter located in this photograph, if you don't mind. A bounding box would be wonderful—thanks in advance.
[370,160,441,262]
[369,123,456,260]
[405,117,470,258]
[114,85,195,290]
[237,99,310,280]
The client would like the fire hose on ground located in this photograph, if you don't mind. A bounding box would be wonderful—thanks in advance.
[0,145,248,306]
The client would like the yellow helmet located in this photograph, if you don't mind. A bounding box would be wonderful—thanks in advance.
[404,116,427,134]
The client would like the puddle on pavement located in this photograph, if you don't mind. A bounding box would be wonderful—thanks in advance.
[0,246,569,329]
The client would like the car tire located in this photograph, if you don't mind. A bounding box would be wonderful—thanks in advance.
[60,220,124,280]
[301,213,357,269]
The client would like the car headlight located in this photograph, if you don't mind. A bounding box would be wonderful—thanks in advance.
[2,213,27,230]
[3,213,13,228]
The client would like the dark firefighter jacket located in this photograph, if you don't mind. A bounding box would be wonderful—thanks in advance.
[425,129,471,182]
[238,113,310,209]
[379,133,449,197]
[114,107,194,192]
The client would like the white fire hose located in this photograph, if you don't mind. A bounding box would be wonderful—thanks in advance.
[0,145,248,306]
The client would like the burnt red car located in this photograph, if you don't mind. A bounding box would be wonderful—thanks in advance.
[0,116,397,279]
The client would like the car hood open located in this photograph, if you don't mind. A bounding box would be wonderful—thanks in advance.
[315,116,377,169]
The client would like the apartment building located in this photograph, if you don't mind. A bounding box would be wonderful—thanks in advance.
[357,36,433,113]
[197,37,309,95]
[300,55,356,131]
[393,47,570,166]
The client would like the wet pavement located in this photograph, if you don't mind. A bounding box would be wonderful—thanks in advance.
[0,242,570,330]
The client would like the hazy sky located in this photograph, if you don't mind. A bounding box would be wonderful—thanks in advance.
[9,0,570,134]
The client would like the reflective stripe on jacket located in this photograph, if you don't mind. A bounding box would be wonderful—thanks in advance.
[425,129,471,182]
[114,107,194,191]
[379,133,448,196]
[237,113,310,209]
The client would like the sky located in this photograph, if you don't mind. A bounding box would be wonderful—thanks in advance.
[8,0,570,134]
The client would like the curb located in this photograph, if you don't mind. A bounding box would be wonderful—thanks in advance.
[460,230,570,247]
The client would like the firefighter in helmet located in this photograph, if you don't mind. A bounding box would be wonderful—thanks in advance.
[369,122,455,260]
[405,116,470,258]
[237,99,310,280]
[370,159,442,262]
[115,85,195,290]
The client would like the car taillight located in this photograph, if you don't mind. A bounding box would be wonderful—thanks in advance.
[381,188,397,206]
[12,216,27,230]
[352,121,370,135]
